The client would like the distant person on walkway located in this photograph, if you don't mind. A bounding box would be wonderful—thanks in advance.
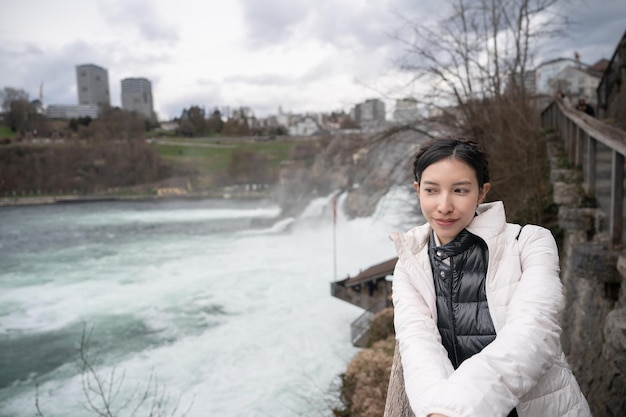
[576,98,595,117]
[390,137,591,417]
[556,90,573,108]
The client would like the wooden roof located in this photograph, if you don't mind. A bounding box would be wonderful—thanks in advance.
[343,257,398,287]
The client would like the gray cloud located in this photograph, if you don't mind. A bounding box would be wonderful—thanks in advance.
[222,59,333,86]
[2,0,623,122]
[0,37,174,108]
[239,0,308,46]
[97,0,179,45]
[0,41,103,106]
[239,0,405,52]
[547,0,625,63]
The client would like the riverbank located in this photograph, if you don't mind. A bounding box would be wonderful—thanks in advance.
[0,186,274,208]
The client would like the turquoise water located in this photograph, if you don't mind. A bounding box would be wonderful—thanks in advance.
[0,191,416,417]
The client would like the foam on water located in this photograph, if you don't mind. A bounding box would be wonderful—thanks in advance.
[0,187,422,417]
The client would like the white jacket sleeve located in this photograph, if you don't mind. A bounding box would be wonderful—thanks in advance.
[392,257,455,416]
[422,225,565,417]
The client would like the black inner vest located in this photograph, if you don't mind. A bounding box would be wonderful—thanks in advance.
[429,229,496,369]
[429,229,518,417]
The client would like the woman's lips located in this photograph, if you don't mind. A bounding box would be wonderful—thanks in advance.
[435,218,456,227]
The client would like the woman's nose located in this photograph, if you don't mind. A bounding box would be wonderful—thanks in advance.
[437,194,453,214]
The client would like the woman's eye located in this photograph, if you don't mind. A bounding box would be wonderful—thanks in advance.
[423,188,437,194]
[455,188,469,194]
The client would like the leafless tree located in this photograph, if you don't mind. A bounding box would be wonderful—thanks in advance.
[393,0,570,223]
[36,325,193,417]
[396,0,567,106]
[1,86,29,112]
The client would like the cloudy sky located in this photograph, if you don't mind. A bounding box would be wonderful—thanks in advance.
[1,0,624,120]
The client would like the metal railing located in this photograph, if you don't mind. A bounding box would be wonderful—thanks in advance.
[541,99,626,248]
[350,299,387,347]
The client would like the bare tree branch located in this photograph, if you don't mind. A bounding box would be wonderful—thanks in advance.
[35,323,194,417]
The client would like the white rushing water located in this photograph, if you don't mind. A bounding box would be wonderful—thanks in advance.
[0,186,421,417]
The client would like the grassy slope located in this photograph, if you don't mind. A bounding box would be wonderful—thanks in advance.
[0,126,15,139]
[0,130,308,196]
[152,137,303,185]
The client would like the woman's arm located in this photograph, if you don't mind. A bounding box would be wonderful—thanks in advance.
[392,258,455,416]
[419,225,564,416]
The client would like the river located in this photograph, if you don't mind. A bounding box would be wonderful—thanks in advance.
[0,187,420,417]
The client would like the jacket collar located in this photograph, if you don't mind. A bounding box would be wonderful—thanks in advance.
[429,229,482,260]
[390,201,507,259]
[467,201,507,242]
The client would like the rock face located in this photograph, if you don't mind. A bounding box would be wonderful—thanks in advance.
[550,142,626,417]
[273,131,428,218]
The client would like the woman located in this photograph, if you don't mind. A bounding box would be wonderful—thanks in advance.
[390,138,590,417]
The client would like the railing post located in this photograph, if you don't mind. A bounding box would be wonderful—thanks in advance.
[553,104,558,130]
[610,151,624,248]
[575,126,583,167]
[383,342,415,417]
[585,135,597,197]
[568,119,576,167]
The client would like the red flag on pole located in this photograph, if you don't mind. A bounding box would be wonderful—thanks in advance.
[332,195,337,281]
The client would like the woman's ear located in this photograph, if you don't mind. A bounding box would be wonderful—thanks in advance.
[413,181,420,194]
[478,182,491,203]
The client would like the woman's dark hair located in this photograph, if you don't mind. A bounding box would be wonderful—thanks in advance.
[413,137,490,188]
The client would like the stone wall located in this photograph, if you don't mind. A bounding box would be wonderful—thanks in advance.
[549,139,626,417]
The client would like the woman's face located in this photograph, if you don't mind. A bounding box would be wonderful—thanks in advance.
[414,157,490,245]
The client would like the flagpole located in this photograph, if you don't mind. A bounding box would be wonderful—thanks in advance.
[333,194,337,282]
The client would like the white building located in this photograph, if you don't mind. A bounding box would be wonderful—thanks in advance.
[46,104,99,119]
[121,77,154,120]
[274,106,292,129]
[288,115,320,136]
[550,66,602,105]
[76,64,110,107]
[535,58,586,95]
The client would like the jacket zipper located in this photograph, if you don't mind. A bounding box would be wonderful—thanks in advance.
[449,257,460,368]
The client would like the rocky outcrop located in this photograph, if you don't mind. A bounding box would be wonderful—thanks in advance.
[274,131,428,218]
[549,140,626,417]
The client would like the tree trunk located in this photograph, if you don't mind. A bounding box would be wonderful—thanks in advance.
[383,342,415,417]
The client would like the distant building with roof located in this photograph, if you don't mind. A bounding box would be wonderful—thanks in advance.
[121,77,155,120]
[76,64,110,108]
[288,115,320,136]
[549,60,607,105]
[46,104,99,119]
[535,57,586,94]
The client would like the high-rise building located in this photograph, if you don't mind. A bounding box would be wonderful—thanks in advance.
[121,77,154,120]
[75,64,110,108]
[354,98,386,129]
[393,98,419,123]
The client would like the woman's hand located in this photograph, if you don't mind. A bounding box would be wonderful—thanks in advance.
[428,414,449,417]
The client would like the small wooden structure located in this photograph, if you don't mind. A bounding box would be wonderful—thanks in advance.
[331,257,397,347]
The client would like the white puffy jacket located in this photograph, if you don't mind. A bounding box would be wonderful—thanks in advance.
[390,201,591,417]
